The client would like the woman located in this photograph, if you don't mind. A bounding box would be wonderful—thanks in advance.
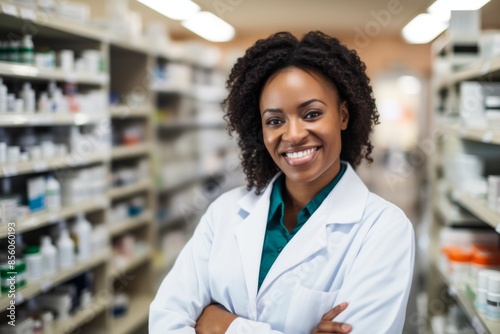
[150,31,414,334]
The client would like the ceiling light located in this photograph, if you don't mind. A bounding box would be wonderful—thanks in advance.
[402,14,448,44]
[182,12,235,42]
[428,0,490,22]
[137,0,200,21]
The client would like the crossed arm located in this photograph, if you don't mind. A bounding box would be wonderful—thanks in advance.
[195,302,352,334]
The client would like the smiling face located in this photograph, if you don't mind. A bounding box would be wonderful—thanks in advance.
[259,67,349,189]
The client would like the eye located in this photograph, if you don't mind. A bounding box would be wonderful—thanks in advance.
[265,118,284,126]
[304,110,322,119]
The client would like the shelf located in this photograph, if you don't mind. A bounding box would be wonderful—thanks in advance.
[158,118,226,130]
[0,250,110,311]
[0,151,108,178]
[52,297,110,334]
[0,61,108,84]
[110,106,152,118]
[434,193,483,226]
[0,196,109,239]
[109,180,151,200]
[111,294,153,334]
[111,143,151,160]
[0,1,105,42]
[433,261,500,334]
[439,123,500,145]
[0,113,108,127]
[112,248,152,279]
[456,191,500,232]
[438,56,500,90]
[109,211,152,236]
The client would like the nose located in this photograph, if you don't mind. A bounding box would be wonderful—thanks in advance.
[282,118,308,144]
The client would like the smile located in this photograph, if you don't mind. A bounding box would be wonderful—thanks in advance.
[282,147,319,166]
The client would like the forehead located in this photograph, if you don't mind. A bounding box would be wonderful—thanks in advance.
[260,67,338,104]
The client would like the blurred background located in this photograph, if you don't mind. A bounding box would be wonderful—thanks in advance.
[1,0,500,333]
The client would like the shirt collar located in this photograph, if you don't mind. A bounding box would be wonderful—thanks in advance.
[267,163,348,225]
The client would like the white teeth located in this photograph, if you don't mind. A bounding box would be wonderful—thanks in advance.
[285,148,316,159]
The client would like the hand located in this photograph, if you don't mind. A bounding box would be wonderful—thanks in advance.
[311,302,352,334]
[195,303,238,334]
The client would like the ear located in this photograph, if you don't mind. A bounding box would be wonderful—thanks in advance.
[340,101,349,130]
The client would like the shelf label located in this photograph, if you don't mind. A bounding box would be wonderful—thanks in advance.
[41,280,53,292]
[29,115,53,125]
[1,3,18,16]
[15,292,24,304]
[481,60,492,76]
[47,213,60,222]
[33,161,49,172]
[481,131,493,143]
[19,8,35,21]
[1,166,18,177]
[22,216,39,227]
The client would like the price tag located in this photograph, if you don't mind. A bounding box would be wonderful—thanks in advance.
[22,216,39,227]
[481,130,493,143]
[2,166,18,177]
[19,8,35,21]
[33,161,48,172]
[40,280,52,292]
[1,3,18,16]
[47,213,59,222]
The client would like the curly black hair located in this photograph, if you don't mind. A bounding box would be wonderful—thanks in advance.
[223,31,379,194]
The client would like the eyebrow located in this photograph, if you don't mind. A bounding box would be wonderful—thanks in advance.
[262,98,327,115]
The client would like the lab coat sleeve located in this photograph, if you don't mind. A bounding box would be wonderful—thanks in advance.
[149,207,215,333]
[333,208,415,334]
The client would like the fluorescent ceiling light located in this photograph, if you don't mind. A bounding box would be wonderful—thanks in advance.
[428,0,490,21]
[402,14,448,44]
[137,0,200,20]
[182,12,235,42]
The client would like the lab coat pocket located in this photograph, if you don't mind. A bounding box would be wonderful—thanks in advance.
[284,285,339,334]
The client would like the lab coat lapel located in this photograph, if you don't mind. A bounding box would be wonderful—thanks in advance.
[258,164,369,295]
[234,175,279,311]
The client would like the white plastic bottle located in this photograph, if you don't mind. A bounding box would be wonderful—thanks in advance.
[57,224,75,269]
[45,175,61,211]
[21,35,34,65]
[72,213,92,262]
[0,78,7,113]
[40,235,58,277]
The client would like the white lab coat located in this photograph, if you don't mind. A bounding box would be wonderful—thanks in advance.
[150,163,415,334]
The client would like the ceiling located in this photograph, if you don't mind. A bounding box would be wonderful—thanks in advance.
[98,0,500,45]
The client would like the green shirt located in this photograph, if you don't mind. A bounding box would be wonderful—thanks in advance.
[258,163,347,289]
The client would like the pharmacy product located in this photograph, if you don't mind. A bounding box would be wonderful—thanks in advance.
[23,246,43,282]
[27,177,46,212]
[40,235,58,277]
[72,213,92,262]
[486,272,500,320]
[45,175,61,211]
[57,225,75,269]
[20,35,34,65]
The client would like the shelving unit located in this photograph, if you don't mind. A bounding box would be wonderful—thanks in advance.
[0,196,108,237]
[111,294,153,334]
[0,1,243,332]
[431,259,500,334]
[0,152,108,177]
[426,22,500,334]
[0,250,109,310]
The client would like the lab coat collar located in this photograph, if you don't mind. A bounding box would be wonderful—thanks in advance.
[237,162,368,225]
[234,163,369,302]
